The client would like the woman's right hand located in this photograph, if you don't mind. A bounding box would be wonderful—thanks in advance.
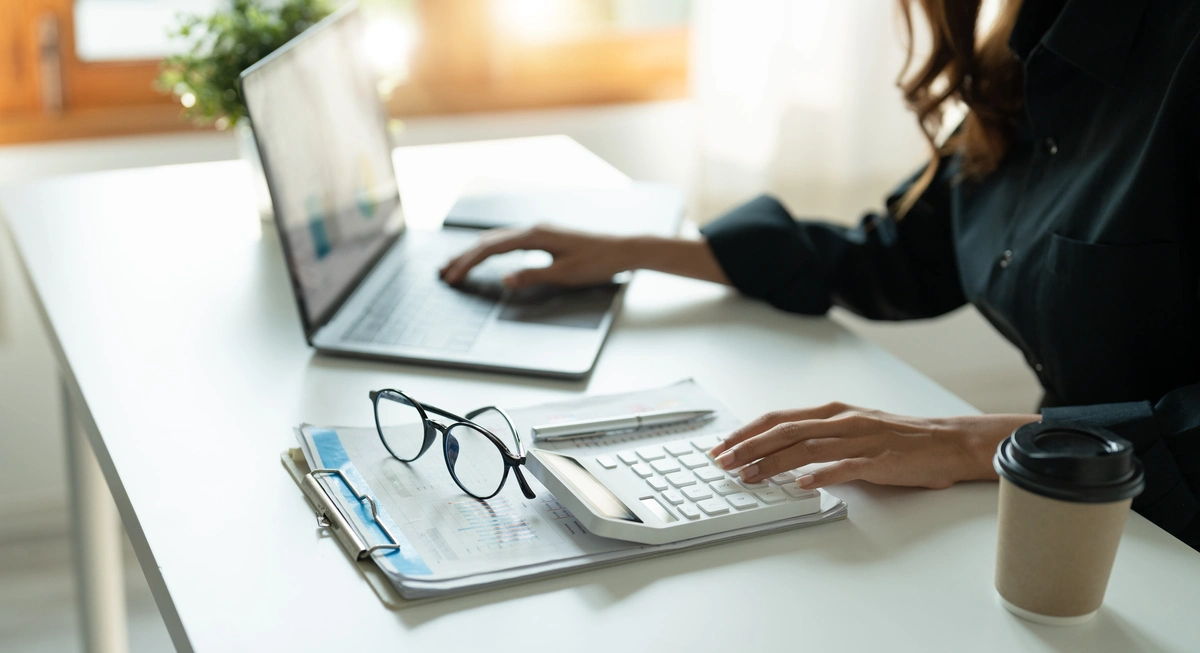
[439,225,635,289]
[439,224,731,289]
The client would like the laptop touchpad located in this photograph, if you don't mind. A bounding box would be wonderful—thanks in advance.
[497,284,617,329]
[459,251,615,329]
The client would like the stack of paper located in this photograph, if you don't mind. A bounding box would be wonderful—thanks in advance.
[288,380,848,600]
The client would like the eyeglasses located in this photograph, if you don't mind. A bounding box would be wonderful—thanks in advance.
[369,389,536,501]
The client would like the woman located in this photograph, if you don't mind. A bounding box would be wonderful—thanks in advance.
[441,0,1200,551]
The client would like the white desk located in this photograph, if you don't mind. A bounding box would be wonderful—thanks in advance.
[2,135,1196,653]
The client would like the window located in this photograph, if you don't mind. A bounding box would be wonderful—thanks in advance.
[0,0,690,145]
[0,0,206,144]
[389,0,690,115]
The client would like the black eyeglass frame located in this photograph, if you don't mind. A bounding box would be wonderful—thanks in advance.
[368,389,536,501]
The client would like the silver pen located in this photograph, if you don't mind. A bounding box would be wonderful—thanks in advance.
[532,409,716,442]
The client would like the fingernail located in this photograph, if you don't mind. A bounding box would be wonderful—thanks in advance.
[715,451,735,469]
[796,474,814,488]
[707,445,722,458]
[739,465,759,481]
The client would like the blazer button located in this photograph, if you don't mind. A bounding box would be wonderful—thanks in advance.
[998,249,1013,268]
[1045,137,1059,155]
[1034,363,1044,373]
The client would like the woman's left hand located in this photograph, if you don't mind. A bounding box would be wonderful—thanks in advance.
[708,403,1040,490]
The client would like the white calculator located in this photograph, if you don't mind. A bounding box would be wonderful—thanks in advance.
[528,434,822,545]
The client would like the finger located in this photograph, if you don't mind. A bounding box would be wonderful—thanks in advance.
[711,401,854,456]
[711,411,793,457]
[738,437,866,483]
[795,458,871,490]
[503,264,564,289]
[441,235,518,284]
[714,411,879,470]
[441,230,536,285]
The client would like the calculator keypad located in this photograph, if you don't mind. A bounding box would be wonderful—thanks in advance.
[595,434,819,525]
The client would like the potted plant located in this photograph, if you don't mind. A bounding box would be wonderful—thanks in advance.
[157,0,333,221]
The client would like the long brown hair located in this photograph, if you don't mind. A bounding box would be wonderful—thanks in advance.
[895,0,1025,216]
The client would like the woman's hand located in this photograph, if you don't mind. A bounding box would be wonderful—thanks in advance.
[440,225,634,289]
[440,224,730,289]
[708,402,1040,490]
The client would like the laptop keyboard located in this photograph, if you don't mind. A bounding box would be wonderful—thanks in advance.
[344,262,496,352]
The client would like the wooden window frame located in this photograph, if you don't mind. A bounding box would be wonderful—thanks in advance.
[0,0,197,145]
[1,0,690,145]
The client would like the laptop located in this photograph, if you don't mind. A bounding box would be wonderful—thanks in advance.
[240,5,680,379]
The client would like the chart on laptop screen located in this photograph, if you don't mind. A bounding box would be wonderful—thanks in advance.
[242,9,403,326]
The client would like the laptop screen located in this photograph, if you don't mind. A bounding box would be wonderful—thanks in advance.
[241,6,403,334]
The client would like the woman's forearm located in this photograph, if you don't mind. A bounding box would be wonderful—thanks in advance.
[623,236,731,285]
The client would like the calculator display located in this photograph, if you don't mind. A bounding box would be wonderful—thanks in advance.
[640,497,678,523]
[537,452,642,523]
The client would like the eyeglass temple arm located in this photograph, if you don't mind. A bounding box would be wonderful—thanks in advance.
[512,466,537,499]
[369,391,472,425]
[369,391,524,455]
[464,405,525,455]
[418,401,472,425]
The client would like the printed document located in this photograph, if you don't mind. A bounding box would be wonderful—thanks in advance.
[294,380,848,598]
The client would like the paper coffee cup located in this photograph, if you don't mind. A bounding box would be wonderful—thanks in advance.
[993,423,1144,625]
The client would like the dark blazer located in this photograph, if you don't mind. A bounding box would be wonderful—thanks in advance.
[701,0,1200,550]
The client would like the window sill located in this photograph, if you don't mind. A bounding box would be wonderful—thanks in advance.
[0,105,204,146]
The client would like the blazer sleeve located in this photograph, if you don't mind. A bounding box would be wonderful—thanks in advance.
[700,159,967,320]
[1042,386,1200,551]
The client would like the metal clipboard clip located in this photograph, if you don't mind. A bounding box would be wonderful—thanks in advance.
[301,468,403,560]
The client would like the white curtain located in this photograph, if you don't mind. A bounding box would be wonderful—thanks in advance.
[690,0,931,225]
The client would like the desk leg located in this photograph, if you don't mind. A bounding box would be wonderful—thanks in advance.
[63,380,130,653]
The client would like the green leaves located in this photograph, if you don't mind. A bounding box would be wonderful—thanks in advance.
[156,0,333,127]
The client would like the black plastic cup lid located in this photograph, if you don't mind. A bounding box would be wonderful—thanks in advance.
[993,422,1145,503]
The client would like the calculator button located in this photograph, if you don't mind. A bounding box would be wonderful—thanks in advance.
[769,471,797,484]
[710,479,740,496]
[617,451,639,465]
[631,464,653,478]
[754,488,787,504]
[651,458,681,474]
[739,478,770,490]
[698,498,731,516]
[726,493,758,510]
[693,466,724,482]
[692,435,722,451]
[596,456,617,469]
[661,490,685,505]
[683,485,713,501]
[677,453,709,469]
[679,504,701,520]
[665,441,693,457]
[666,471,696,488]
[647,477,669,491]
[637,446,666,461]
[781,484,819,499]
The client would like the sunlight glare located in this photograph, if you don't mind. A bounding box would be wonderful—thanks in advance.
[363,17,417,78]
[493,0,567,40]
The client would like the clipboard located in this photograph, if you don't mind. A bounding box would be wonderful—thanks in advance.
[279,381,849,604]
[280,448,409,608]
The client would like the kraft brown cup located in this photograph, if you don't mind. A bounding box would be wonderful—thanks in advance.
[995,478,1132,624]
[993,423,1144,626]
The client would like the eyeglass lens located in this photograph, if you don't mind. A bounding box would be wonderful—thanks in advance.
[445,423,507,498]
[375,391,427,461]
